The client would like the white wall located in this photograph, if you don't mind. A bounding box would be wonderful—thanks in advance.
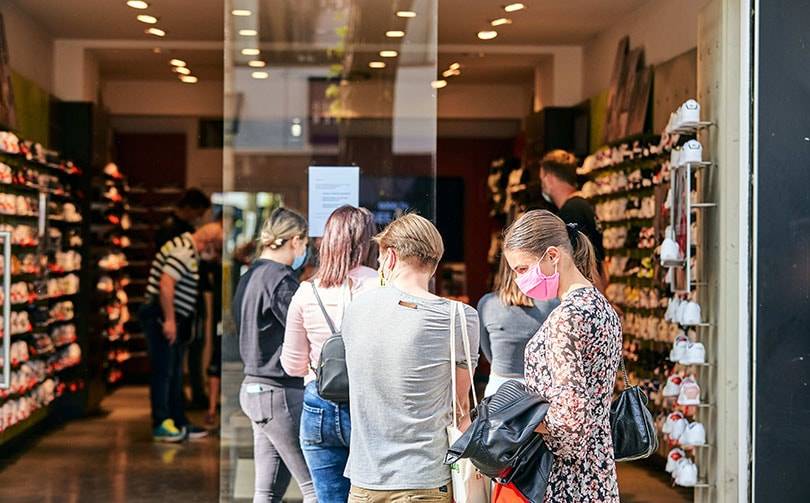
[582,0,710,98]
[102,80,223,117]
[439,84,532,119]
[110,115,222,194]
[0,1,53,93]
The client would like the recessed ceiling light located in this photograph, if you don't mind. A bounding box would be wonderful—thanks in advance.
[251,71,269,79]
[232,9,252,16]
[396,11,416,18]
[126,1,149,9]
[442,69,460,78]
[477,30,498,40]
[241,48,260,56]
[248,60,266,68]
[180,75,198,83]
[380,50,398,58]
[136,14,158,24]
[386,30,405,38]
[169,59,186,67]
[449,62,461,70]
[369,61,386,69]
[152,47,162,54]
[173,67,191,75]
[503,3,525,13]
[431,80,447,89]
[239,29,258,36]
[491,17,512,26]
[145,27,166,37]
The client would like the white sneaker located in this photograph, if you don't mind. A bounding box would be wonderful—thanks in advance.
[669,335,690,363]
[681,140,703,164]
[666,112,679,134]
[682,342,706,365]
[678,99,701,127]
[666,448,686,474]
[662,411,685,434]
[675,459,698,487]
[681,421,707,447]
[670,148,682,167]
[676,300,690,325]
[663,375,683,397]
[682,301,703,326]
[669,416,689,441]
[660,238,682,266]
[677,377,702,406]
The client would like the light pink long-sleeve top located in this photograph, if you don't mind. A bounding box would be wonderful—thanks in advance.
[281,266,379,384]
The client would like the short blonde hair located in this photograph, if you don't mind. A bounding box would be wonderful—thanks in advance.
[495,253,533,307]
[375,213,444,269]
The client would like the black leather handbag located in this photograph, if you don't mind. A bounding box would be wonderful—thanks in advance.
[310,283,349,403]
[611,358,658,461]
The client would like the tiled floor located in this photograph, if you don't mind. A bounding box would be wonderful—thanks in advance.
[0,383,689,503]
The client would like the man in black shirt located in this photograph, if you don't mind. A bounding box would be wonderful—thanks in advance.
[539,150,609,292]
[155,188,212,248]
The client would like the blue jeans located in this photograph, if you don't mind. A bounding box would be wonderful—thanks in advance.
[139,302,191,428]
[300,381,351,503]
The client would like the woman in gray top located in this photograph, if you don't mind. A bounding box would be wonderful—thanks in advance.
[478,254,558,397]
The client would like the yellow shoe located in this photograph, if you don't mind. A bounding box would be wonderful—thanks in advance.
[153,419,184,443]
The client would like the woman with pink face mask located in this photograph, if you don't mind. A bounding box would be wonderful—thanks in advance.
[503,209,622,503]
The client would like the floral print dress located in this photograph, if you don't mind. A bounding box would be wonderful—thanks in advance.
[524,287,622,502]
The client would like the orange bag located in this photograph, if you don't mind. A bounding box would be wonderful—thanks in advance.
[492,482,529,503]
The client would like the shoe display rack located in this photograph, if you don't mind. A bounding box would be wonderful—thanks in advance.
[90,163,137,385]
[581,99,715,494]
[0,131,85,442]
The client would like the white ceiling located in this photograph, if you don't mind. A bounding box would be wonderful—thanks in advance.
[11,0,651,84]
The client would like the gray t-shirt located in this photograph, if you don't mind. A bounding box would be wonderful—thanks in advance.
[342,285,480,490]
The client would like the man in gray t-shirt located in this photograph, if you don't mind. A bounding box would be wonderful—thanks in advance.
[342,285,480,493]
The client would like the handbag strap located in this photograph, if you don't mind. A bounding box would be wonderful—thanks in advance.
[619,356,631,389]
[310,282,339,336]
[450,301,478,428]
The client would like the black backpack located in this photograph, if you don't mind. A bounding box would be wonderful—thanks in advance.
[310,282,349,403]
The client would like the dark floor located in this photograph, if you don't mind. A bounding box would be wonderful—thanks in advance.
[0,385,689,502]
[0,386,219,503]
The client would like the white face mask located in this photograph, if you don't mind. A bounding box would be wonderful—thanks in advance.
[541,191,553,204]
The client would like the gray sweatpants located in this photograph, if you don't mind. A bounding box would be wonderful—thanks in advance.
[239,381,317,503]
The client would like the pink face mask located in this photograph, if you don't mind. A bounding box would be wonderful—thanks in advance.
[515,252,560,301]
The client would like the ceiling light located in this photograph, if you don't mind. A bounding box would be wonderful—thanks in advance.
[239,29,258,36]
[442,69,460,78]
[173,67,191,75]
[145,27,166,37]
[369,61,386,69]
[491,17,512,26]
[169,59,186,67]
[503,3,525,12]
[232,9,252,16]
[180,75,198,83]
[136,14,158,24]
[251,71,269,79]
[449,62,461,70]
[477,30,498,40]
[380,50,398,58]
[396,11,416,18]
[241,48,260,56]
[126,1,149,9]
[386,30,405,38]
[431,80,447,89]
[152,47,162,54]
[248,60,266,68]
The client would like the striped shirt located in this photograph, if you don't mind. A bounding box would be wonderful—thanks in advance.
[146,232,199,318]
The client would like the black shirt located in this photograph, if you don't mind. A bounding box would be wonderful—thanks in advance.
[233,259,304,388]
[155,214,195,249]
[559,196,606,265]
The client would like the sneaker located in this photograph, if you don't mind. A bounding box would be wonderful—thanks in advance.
[663,375,683,397]
[666,448,687,474]
[681,140,703,164]
[678,99,701,127]
[676,300,690,325]
[681,421,707,447]
[660,237,683,266]
[682,342,706,365]
[662,411,685,435]
[186,424,209,440]
[677,377,702,406]
[669,335,690,363]
[153,419,185,443]
[682,301,703,326]
[675,459,698,487]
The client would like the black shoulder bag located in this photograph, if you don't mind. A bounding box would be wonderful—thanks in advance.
[610,357,658,461]
[310,283,349,403]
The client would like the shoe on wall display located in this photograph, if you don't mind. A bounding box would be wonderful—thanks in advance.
[663,375,683,397]
[681,139,703,165]
[681,342,706,365]
[677,376,702,406]
[680,421,707,447]
[675,459,699,487]
[666,448,687,474]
